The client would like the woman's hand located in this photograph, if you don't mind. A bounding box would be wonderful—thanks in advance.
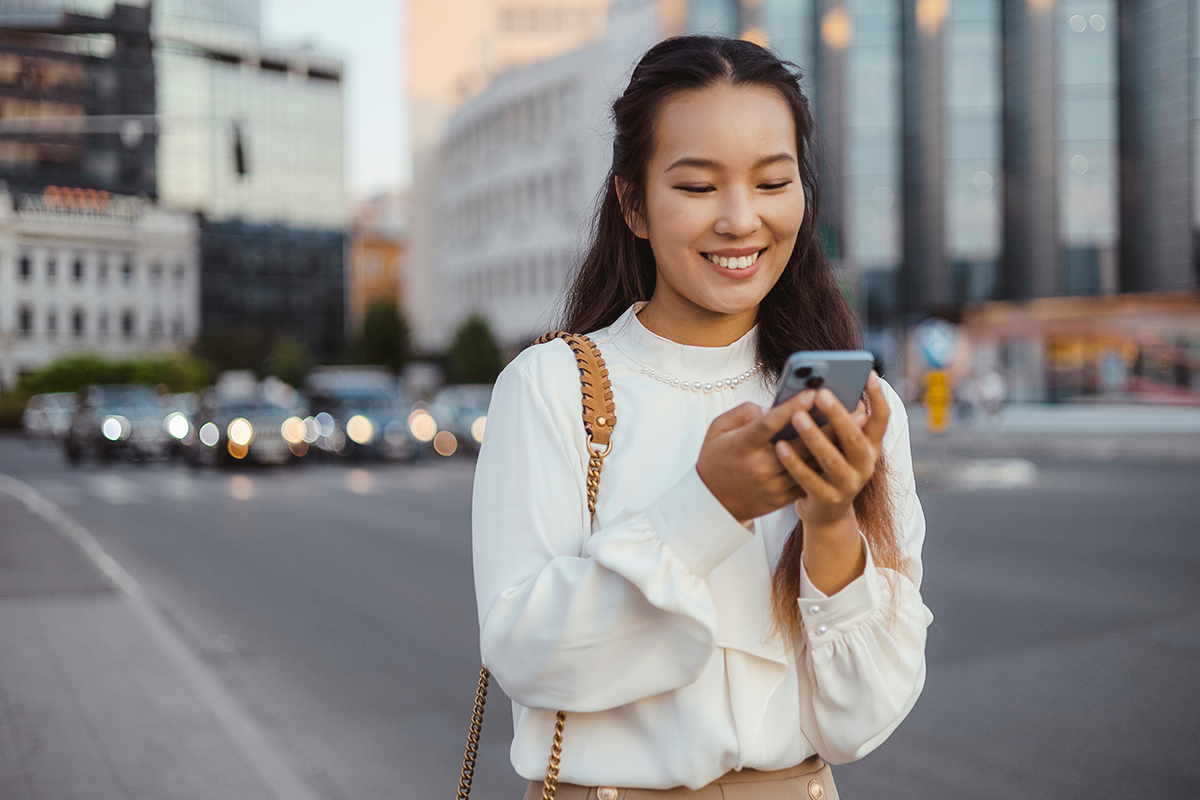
[696,392,866,523]
[774,372,890,594]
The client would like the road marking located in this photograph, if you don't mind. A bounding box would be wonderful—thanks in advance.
[0,472,325,800]
[916,458,1039,491]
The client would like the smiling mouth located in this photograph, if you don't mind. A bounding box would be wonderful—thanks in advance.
[702,249,766,270]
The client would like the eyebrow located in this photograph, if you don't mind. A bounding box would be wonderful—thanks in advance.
[665,152,797,172]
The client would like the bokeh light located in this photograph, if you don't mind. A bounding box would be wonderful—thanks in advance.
[228,440,249,460]
[281,416,306,445]
[101,415,127,441]
[165,411,190,440]
[408,409,437,442]
[433,430,458,457]
[199,422,220,447]
[346,414,375,445]
[470,416,486,444]
[228,418,254,446]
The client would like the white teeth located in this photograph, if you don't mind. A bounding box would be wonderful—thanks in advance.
[704,250,763,269]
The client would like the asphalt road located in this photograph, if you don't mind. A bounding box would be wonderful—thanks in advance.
[1,435,1198,800]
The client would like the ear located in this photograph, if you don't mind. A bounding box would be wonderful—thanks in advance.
[614,177,649,239]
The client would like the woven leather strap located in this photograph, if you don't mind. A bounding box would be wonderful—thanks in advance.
[457,333,615,800]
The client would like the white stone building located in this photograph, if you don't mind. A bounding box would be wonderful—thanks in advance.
[427,1,661,349]
[0,188,199,388]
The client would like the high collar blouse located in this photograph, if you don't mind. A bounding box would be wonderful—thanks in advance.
[472,305,931,790]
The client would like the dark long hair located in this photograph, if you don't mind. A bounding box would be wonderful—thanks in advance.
[562,35,901,633]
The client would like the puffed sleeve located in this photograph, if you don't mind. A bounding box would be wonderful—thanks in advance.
[473,342,752,713]
[793,381,933,763]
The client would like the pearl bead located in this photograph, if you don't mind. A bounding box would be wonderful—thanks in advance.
[671,378,680,387]
[642,366,650,374]
[703,383,713,392]
[715,380,724,389]
[681,381,690,390]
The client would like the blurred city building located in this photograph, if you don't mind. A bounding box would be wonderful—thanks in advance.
[417,0,1200,401]
[407,0,614,350]
[348,193,407,335]
[0,2,157,199]
[0,186,198,388]
[153,0,348,360]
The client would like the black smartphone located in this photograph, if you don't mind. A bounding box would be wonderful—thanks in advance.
[769,350,874,443]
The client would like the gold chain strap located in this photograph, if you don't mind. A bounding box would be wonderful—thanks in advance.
[456,665,490,800]
[541,710,568,800]
[456,332,614,800]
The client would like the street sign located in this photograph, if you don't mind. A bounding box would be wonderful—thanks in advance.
[914,317,959,370]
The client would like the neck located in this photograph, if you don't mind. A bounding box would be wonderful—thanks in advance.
[636,294,758,347]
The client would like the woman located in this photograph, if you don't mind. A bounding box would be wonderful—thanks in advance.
[473,35,931,798]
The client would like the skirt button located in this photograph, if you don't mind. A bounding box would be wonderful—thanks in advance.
[807,779,825,800]
[598,788,618,800]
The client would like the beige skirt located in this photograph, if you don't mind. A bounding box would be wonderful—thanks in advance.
[520,755,837,800]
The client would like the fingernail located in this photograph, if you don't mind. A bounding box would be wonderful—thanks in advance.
[816,389,835,409]
[799,389,815,406]
[775,441,790,458]
[794,411,813,431]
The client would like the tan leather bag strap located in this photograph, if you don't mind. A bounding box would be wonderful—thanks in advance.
[457,332,615,800]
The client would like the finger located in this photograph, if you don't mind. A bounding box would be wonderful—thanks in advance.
[791,408,863,492]
[863,372,891,446]
[775,439,839,504]
[706,401,763,440]
[746,390,815,446]
[814,388,872,466]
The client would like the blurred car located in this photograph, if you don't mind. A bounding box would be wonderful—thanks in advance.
[182,381,305,467]
[22,392,77,441]
[427,384,493,456]
[303,366,419,460]
[64,384,170,463]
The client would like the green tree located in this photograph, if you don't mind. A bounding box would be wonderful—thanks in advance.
[266,336,312,388]
[358,302,412,372]
[447,313,504,384]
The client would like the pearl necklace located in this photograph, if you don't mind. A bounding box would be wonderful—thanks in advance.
[640,363,762,393]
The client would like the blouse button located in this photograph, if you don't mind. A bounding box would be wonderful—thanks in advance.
[598,788,619,800]
[807,604,821,615]
[815,625,828,636]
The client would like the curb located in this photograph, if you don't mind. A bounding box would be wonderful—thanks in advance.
[0,472,326,800]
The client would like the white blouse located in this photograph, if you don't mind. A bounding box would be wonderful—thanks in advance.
[472,305,932,790]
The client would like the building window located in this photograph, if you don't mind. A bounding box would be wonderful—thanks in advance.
[151,262,163,286]
[72,308,85,338]
[98,255,108,284]
[46,310,57,337]
[18,254,31,281]
[73,257,84,282]
[122,257,133,285]
[46,257,57,282]
[150,317,163,341]
[174,262,185,284]
[172,318,184,340]
[98,312,108,337]
[18,306,32,336]
[122,310,135,339]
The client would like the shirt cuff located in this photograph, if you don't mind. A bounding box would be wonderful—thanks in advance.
[797,534,881,645]
[643,467,754,577]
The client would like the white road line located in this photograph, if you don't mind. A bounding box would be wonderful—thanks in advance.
[0,472,326,800]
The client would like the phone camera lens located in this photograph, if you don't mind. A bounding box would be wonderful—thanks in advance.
[794,367,812,379]
[806,376,824,389]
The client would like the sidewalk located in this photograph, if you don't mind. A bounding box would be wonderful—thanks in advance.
[909,403,1200,463]
[0,476,323,800]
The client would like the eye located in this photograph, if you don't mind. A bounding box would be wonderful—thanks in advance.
[674,185,715,194]
[759,180,792,191]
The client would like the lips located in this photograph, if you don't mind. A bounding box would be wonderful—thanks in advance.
[702,248,765,270]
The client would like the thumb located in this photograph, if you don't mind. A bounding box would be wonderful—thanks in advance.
[705,402,763,440]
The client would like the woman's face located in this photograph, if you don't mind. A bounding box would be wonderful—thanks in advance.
[629,82,806,326]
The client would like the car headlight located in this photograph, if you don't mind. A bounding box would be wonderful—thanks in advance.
[346,414,375,445]
[228,418,254,446]
[101,415,129,441]
[199,422,220,447]
[165,412,190,440]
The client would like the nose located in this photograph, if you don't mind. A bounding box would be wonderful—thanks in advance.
[713,186,761,238]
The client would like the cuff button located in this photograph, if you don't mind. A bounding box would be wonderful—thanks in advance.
[598,787,618,800]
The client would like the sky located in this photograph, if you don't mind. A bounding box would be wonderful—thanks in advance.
[261,0,410,198]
